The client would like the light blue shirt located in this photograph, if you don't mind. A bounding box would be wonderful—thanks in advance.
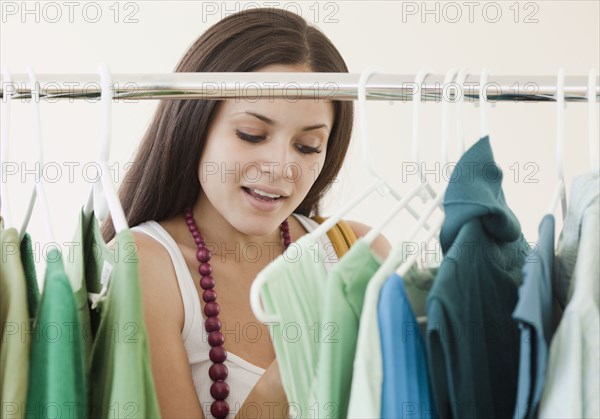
[512,215,557,419]
[379,273,436,419]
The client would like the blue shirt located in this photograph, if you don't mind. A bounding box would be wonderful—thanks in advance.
[512,215,557,419]
[379,273,436,419]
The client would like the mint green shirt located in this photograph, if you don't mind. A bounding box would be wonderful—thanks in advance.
[310,238,382,418]
[261,234,334,418]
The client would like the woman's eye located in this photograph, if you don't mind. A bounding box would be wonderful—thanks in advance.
[296,144,322,155]
[236,130,265,143]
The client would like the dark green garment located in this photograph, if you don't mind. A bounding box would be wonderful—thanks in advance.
[74,210,160,419]
[63,210,94,398]
[426,136,529,419]
[20,232,40,320]
[26,248,87,418]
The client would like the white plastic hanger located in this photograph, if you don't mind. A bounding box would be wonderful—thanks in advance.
[455,68,468,156]
[1,66,13,227]
[393,67,460,276]
[412,69,439,201]
[18,67,57,249]
[83,64,128,234]
[375,191,444,286]
[441,68,458,166]
[547,68,567,219]
[306,67,431,243]
[479,67,490,139]
[588,68,599,171]
[85,64,129,308]
[363,69,439,246]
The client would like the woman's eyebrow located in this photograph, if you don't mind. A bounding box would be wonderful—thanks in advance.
[232,111,329,131]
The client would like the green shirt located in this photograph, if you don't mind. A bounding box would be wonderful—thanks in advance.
[310,238,382,418]
[0,218,32,418]
[20,232,40,320]
[261,234,335,418]
[63,210,95,396]
[26,247,87,418]
[72,210,160,418]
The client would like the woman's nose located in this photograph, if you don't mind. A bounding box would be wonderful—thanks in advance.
[258,140,296,181]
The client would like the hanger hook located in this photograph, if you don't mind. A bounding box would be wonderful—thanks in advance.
[456,68,469,156]
[480,67,490,138]
[357,67,388,195]
[412,69,431,164]
[23,66,56,246]
[92,64,113,222]
[588,68,599,171]
[556,68,565,184]
[441,68,458,167]
[555,68,567,219]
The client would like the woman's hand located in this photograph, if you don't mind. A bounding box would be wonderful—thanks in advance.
[234,358,289,418]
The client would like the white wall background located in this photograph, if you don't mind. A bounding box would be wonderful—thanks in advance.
[1,1,599,284]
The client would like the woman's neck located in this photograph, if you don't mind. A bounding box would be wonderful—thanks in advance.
[183,197,288,265]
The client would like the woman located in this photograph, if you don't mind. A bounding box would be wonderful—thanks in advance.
[102,7,391,419]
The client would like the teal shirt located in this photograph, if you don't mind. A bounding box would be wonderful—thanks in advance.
[426,136,529,419]
[26,248,87,419]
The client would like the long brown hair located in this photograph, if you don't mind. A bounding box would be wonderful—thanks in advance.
[101,8,354,242]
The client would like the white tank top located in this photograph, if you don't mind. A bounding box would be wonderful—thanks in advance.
[130,213,338,418]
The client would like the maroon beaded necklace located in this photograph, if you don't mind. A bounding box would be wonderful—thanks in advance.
[183,208,291,419]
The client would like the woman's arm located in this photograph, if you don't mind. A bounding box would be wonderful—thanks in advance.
[234,359,288,418]
[131,232,205,419]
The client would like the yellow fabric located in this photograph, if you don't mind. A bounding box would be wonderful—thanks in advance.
[310,216,358,258]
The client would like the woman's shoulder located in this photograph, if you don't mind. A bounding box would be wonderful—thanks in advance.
[108,225,183,316]
[343,219,392,261]
[302,214,392,261]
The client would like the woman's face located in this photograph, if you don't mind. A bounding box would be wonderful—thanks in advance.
[197,64,335,236]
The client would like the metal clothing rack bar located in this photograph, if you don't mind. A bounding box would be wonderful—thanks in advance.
[1,72,598,102]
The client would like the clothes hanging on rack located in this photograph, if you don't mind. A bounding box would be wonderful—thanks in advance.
[426,136,529,419]
[346,251,393,417]
[538,172,600,419]
[25,247,86,419]
[1,69,597,419]
[310,238,382,419]
[75,211,160,419]
[551,172,599,309]
[512,214,559,419]
[379,273,437,419]
[258,231,338,419]
[0,217,32,417]
[63,209,96,400]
